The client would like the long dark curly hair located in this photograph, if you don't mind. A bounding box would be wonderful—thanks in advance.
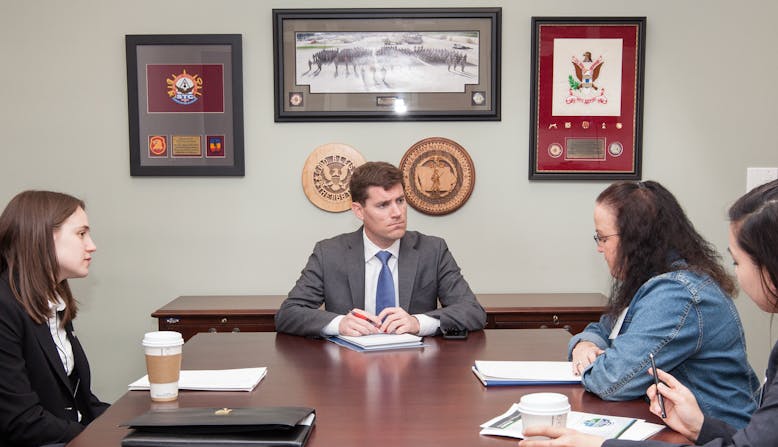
[597,181,734,316]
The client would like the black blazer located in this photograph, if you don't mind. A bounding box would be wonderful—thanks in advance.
[0,272,108,447]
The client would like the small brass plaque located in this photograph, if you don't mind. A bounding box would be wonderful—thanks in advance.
[566,138,605,160]
[172,135,202,157]
[376,96,400,107]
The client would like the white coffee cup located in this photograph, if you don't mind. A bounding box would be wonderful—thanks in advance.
[517,392,570,439]
[142,331,184,402]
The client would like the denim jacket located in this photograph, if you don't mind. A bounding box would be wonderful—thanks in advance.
[569,269,759,428]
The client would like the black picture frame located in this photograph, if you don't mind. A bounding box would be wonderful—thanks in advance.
[273,8,501,122]
[126,34,244,176]
[529,17,646,180]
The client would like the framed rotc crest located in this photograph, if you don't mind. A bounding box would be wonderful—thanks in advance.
[126,34,244,176]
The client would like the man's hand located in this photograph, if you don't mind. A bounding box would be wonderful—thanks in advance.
[338,309,381,336]
[377,307,420,335]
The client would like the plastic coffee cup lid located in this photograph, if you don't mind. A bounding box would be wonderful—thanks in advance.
[517,392,571,415]
[142,331,184,347]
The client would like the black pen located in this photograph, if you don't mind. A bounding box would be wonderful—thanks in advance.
[649,353,667,418]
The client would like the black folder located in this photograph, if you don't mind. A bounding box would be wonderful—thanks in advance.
[121,406,315,447]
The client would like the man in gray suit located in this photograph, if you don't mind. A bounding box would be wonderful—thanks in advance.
[275,161,486,337]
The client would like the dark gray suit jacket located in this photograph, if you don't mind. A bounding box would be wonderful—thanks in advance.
[275,229,486,336]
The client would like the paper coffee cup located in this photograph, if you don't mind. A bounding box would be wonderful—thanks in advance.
[142,331,184,402]
[518,392,570,439]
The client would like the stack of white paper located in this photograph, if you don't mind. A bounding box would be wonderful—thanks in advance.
[480,404,664,441]
[472,361,581,386]
[330,333,423,352]
[128,367,267,392]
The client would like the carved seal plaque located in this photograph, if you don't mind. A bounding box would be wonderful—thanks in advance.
[399,137,475,216]
[302,143,366,212]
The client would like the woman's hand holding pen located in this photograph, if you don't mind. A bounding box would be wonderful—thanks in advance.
[571,341,604,375]
[646,368,704,442]
[339,309,381,336]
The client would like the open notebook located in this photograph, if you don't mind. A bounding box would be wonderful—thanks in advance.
[472,361,581,386]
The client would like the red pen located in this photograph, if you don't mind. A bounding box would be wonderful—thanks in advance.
[350,310,380,328]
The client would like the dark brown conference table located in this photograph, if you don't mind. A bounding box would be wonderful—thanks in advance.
[68,329,689,446]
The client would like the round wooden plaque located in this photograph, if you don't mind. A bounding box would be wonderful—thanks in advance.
[301,143,366,213]
[399,137,475,216]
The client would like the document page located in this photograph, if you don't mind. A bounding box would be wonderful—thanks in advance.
[128,367,267,392]
[474,361,581,383]
[336,333,422,347]
[480,405,653,440]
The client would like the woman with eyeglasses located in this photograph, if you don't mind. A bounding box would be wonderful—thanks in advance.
[0,191,108,446]
[521,180,778,446]
[567,181,758,428]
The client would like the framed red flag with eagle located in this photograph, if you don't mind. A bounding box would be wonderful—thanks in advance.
[126,34,245,176]
[529,17,646,180]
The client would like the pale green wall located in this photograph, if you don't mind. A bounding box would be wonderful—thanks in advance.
[1,0,776,401]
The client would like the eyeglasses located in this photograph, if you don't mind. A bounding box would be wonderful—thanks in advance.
[593,232,619,245]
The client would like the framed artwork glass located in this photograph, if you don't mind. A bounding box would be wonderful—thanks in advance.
[126,34,244,176]
[529,17,646,180]
[273,8,501,122]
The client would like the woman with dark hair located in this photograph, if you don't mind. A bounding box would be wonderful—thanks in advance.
[0,191,108,446]
[520,179,778,446]
[567,181,758,428]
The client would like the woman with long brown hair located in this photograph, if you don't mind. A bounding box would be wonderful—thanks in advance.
[0,191,108,446]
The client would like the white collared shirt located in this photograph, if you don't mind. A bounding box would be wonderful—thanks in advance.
[47,297,75,376]
[609,307,629,340]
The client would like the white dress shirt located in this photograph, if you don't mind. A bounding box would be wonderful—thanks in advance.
[609,307,629,340]
[47,296,82,421]
[47,297,75,376]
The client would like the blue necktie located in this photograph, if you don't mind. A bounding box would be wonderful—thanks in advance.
[375,251,395,316]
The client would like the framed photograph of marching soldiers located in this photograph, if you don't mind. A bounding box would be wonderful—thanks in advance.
[125,34,244,176]
[529,17,646,180]
[272,8,501,122]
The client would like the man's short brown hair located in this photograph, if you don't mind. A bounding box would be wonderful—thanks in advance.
[349,161,404,204]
